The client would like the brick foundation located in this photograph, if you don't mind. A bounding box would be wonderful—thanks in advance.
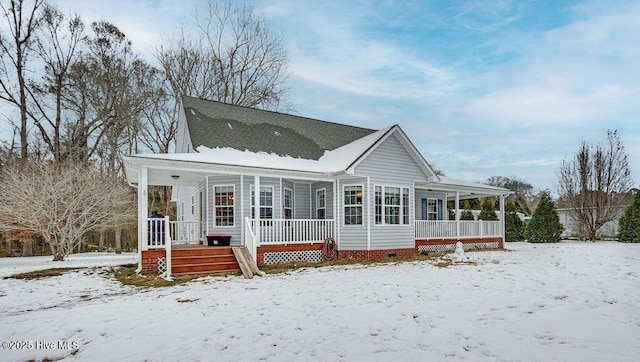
[338,248,417,261]
[141,249,166,275]
[415,237,504,250]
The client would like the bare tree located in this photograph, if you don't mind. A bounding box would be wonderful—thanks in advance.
[557,130,634,241]
[155,0,291,110]
[28,4,84,162]
[0,161,135,260]
[58,21,159,174]
[0,0,44,161]
[486,176,535,215]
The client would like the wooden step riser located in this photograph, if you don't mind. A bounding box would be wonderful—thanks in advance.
[172,263,240,274]
[172,248,235,257]
[172,269,239,276]
[172,256,237,266]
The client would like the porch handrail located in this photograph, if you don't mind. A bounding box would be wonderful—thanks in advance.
[415,220,501,240]
[244,217,257,264]
[148,217,168,248]
[169,221,199,243]
[257,219,335,244]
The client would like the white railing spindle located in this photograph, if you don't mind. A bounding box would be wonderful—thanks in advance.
[415,220,501,240]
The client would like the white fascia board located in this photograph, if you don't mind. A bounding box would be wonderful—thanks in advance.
[125,155,335,182]
[417,182,513,197]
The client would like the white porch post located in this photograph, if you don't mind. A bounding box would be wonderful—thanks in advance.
[240,175,244,245]
[366,177,371,252]
[455,191,460,240]
[499,194,506,249]
[164,216,172,280]
[136,167,148,273]
[334,179,339,250]
[253,176,260,262]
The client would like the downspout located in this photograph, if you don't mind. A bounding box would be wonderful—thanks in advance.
[366,176,371,258]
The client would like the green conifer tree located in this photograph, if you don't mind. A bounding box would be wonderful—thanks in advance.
[619,191,640,243]
[524,191,564,243]
[505,202,525,242]
[478,199,499,221]
[460,200,475,220]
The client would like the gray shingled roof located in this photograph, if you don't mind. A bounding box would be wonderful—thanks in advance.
[183,96,376,160]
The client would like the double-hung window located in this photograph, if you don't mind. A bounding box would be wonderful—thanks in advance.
[283,188,293,219]
[214,186,234,226]
[375,186,410,225]
[316,189,326,219]
[344,185,363,225]
[384,186,401,224]
[427,198,438,220]
[251,186,273,219]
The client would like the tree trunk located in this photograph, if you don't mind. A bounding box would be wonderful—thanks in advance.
[115,228,122,254]
[99,231,105,252]
[3,231,11,257]
[21,239,33,257]
[48,241,64,261]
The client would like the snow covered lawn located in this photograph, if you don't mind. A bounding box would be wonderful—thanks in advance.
[1,242,639,361]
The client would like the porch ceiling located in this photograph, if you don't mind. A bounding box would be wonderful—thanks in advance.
[416,176,512,200]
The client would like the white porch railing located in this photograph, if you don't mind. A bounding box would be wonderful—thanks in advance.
[147,216,172,279]
[169,221,199,244]
[415,220,502,240]
[245,217,257,264]
[147,217,170,248]
[246,218,335,245]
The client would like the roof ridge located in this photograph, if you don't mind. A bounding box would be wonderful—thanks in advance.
[182,95,377,133]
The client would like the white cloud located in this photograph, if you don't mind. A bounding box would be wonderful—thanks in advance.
[454,0,526,31]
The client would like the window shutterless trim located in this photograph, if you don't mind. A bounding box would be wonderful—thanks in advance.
[213,185,235,227]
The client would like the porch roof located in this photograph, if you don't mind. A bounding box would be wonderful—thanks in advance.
[123,126,394,185]
[417,176,512,199]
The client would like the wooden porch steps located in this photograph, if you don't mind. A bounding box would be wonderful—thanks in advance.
[171,246,241,275]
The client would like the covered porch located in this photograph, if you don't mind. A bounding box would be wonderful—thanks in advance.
[126,156,511,277]
[414,176,512,251]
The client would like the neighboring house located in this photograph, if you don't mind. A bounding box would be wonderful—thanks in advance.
[123,96,511,276]
[557,208,624,240]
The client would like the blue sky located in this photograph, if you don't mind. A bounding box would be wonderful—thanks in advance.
[37,1,640,191]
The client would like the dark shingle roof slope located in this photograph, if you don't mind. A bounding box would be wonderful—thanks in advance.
[182,96,376,160]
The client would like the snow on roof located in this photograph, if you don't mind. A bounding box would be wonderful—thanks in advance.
[132,126,393,174]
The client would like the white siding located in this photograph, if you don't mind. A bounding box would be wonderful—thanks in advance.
[175,107,192,153]
[175,186,199,223]
[354,133,429,184]
[242,176,281,220]
[206,175,242,245]
[311,181,334,219]
[351,132,431,250]
[293,182,311,219]
[338,178,368,250]
[415,190,447,220]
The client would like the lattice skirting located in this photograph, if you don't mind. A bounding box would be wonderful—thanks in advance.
[157,257,166,274]
[418,241,500,253]
[263,250,324,265]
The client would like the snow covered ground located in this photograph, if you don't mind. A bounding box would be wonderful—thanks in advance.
[1,242,638,361]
